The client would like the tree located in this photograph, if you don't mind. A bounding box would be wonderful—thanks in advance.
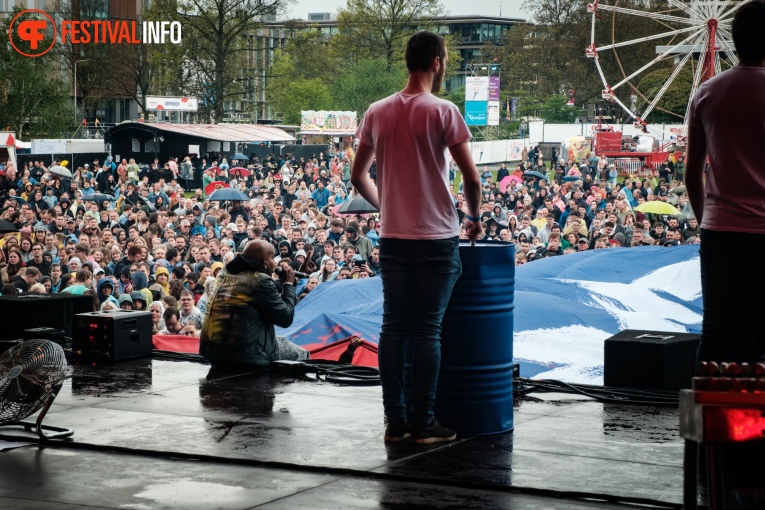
[109,0,187,116]
[177,0,286,122]
[331,0,444,69]
[635,66,693,124]
[0,8,71,137]
[329,59,407,115]
[540,95,578,123]
[266,52,333,123]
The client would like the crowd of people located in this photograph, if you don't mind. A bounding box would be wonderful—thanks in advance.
[469,148,696,265]
[0,140,696,327]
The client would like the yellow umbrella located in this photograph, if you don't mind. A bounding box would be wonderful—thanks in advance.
[634,202,681,215]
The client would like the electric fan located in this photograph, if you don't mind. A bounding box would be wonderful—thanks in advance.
[0,339,73,439]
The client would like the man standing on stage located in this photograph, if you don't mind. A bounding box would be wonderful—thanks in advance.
[686,0,765,365]
[351,31,483,444]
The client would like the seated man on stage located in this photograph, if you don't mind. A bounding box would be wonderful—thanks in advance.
[200,239,308,368]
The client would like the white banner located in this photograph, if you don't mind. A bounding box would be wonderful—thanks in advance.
[487,101,500,126]
[468,139,531,164]
[145,96,198,112]
[465,77,489,101]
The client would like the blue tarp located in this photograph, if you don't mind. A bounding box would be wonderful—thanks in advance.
[278,245,702,384]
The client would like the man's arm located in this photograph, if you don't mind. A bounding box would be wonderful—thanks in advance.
[684,126,707,224]
[448,141,483,241]
[255,276,297,328]
[350,142,380,210]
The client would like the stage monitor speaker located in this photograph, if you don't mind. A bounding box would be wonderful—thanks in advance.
[73,310,153,362]
[604,329,700,391]
[0,293,93,340]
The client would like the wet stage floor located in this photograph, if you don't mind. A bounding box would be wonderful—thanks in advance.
[0,358,685,509]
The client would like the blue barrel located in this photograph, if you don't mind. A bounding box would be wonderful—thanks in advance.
[435,240,515,435]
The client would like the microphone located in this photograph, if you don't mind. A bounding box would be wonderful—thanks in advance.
[274,266,310,279]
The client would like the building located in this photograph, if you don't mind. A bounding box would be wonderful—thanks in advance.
[244,14,523,122]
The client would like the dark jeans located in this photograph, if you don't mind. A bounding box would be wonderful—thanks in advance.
[378,237,462,426]
[698,229,765,364]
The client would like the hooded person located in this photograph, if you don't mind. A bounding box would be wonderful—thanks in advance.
[96,278,119,307]
[129,270,153,306]
[276,240,293,261]
[118,293,133,311]
[130,291,148,311]
[154,266,170,295]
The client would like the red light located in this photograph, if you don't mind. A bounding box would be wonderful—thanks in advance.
[704,408,765,442]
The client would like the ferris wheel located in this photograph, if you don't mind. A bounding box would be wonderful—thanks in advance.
[586,0,743,129]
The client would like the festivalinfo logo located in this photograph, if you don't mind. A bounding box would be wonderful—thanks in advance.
[9,9,182,58]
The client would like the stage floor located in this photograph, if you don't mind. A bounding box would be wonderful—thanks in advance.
[0,358,684,509]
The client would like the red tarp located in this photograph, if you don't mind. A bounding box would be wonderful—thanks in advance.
[153,334,200,354]
[305,336,379,367]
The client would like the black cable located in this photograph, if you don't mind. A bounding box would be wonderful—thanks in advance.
[515,378,679,407]
[0,433,681,510]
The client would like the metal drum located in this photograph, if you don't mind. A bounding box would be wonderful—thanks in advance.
[435,240,515,435]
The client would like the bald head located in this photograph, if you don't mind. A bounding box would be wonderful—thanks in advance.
[243,239,274,260]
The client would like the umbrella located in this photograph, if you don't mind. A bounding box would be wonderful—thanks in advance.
[523,171,546,180]
[0,219,18,233]
[80,193,116,202]
[208,187,250,202]
[337,196,379,214]
[671,185,686,194]
[562,175,583,182]
[49,165,72,178]
[633,202,681,216]
[231,153,249,162]
[205,181,229,196]
[229,167,250,177]
[10,196,27,205]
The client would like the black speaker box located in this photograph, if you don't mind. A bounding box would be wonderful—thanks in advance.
[0,293,93,340]
[604,329,700,391]
[73,310,153,362]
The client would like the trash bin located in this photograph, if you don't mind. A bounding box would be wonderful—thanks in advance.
[435,240,515,435]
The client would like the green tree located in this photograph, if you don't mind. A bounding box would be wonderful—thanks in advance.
[266,52,333,123]
[177,0,286,122]
[540,95,578,123]
[635,66,693,124]
[0,8,71,137]
[440,86,465,116]
[332,0,444,69]
[329,58,407,114]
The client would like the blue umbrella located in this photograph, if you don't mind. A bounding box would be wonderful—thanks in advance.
[562,175,583,182]
[523,171,546,180]
[80,193,116,202]
[10,196,27,205]
[208,188,250,202]
[231,153,249,161]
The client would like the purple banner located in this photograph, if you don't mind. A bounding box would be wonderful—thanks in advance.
[489,77,500,101]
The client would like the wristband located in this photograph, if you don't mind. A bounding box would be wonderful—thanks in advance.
[465,214,480,222]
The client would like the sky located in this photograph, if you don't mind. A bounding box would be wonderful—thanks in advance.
[286,0,529,21]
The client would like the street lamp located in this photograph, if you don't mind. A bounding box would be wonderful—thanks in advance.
[74,60,88,126]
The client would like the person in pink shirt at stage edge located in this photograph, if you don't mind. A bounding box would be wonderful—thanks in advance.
[686,0,765,364]
[351,31,483,444]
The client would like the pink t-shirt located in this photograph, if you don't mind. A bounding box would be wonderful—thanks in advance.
[688,66,765,233]
[356,92,471,240]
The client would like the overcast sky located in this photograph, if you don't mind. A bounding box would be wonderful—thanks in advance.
[286,0,528,21]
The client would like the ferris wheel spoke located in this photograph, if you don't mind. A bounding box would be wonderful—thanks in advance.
[717,2,744,21]
[610,27,706,91]
[685,35,708,121]
[664,0,699,19]
[716,28,739,66]
[596,25,699,52]
[713,0,735,18]
[595,4,703,25]
[640,35,699,120]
